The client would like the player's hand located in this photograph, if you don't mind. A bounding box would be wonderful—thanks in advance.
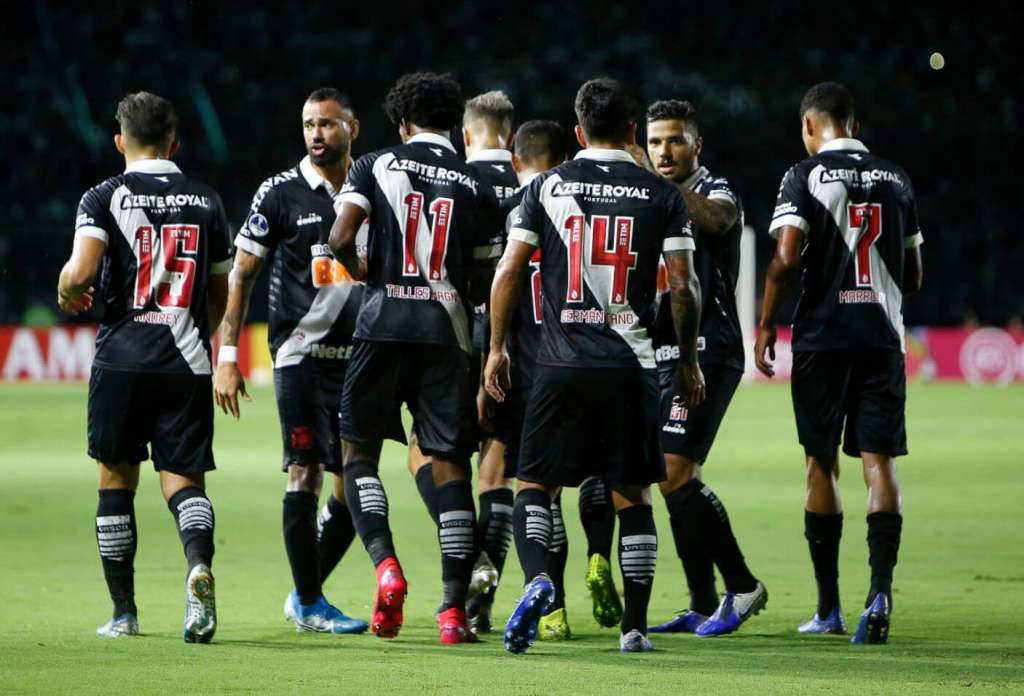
[58,287,94,315]
[214,361,251,419]
[755,324,777,378]
[676,359,706,408]
[484,349,511,403]
[477,385,497,432]
[626,144,656,173]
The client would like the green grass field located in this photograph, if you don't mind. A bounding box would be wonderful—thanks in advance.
[1,382,1022,694]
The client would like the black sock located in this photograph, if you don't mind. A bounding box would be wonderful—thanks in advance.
[477,488,514,579]
[317,495,355,583]
[866,511,902,608]
[513,488,552,584]
[547,494,569,611]
[618,505,657,635]
[343,458,395,567]
[167,486,215,571]
[415,463,439,524]
[436,479,477,611]
[579,476,614,560]
[663,481,719,615]
[689,480,757,593]
[96,489,138,618]
[282,490,320,604]
[805,511,843,617]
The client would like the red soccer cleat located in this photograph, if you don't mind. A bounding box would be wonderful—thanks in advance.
[372,557,407,639]
[438,606,479,644]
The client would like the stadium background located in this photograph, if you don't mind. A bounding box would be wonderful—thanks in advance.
[2,4,1023,694]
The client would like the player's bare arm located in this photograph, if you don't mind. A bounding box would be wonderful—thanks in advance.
[214,248,264,418]
[57,235,105,315]
[484,238,534,402]
[664,248,706,407]
[328,202,366,280]
[679,190,737,237]
[206,273,229,335]
[755,225,803,377]
[904,245,923,295]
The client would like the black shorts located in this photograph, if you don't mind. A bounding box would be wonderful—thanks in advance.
[340,339,474,465]
[791,349,908,460]
[658,362,742,463]
[274,361,347,472]
[492,375,531,478]
[87,366,214,474]
[517,365,664,488]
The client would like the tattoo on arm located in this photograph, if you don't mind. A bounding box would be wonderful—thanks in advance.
[220,252,264,346]
[664,249,702,363]
[680,189,737,237]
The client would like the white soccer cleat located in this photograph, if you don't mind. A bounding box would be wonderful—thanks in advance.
[183,564,217,643]
[467,551,500,601]
[619,629,654,653]
[96,613,139,638]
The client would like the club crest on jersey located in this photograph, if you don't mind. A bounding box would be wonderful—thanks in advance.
[247,212,270,237]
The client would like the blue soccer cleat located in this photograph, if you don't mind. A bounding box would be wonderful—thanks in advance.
[96,613,138,638]
[619,629,654,653]
[284,590,369,634]
[797,606,848,635]
[649,609,710,634]
[504,574,555,654]
[695,581,768,637]
[183,564,217,643]
[851,593,890,644]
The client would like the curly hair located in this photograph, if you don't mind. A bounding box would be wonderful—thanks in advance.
[383,72,464,131]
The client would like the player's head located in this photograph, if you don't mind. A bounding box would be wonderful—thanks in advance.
[799,81,858,156]
[512,120,569,177]
[114,92,179,159]
[645,99,702,184]
[573,77,638,148]
[463,90,515,155]
[303,88,359,167]
[383,72,464,142]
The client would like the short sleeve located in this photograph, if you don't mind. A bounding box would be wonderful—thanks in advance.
[705,176,738,208]
[662,188,696,253]
[336,152,377,215]
[209,194,233,274]
[507,177,544,248]
[235,180,284,259]
[904,180,924,249]
[768,165,812,238]
[74,186,111,244]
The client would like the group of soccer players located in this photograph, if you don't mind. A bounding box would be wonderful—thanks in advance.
[58,71,922,652]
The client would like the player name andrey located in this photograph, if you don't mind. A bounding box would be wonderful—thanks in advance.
[551,181,651,199]
[120,193,212,209]
[382,158,479,193]
[819,167,903,186]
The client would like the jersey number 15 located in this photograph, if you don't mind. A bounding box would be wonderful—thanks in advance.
[133,224,199,309]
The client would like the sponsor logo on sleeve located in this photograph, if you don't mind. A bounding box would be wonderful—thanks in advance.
[246,212,270,237]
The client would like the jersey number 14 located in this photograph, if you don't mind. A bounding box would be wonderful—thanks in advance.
[565,214,637,305]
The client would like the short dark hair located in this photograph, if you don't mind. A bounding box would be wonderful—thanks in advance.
[800,81,856,125]
[115,92,178,147]
[306,87,353,112]
[514,120,568,166]
[383,72,464,131]
[574,78,638,142]
[646,99,699,133]
[464,90,515,133]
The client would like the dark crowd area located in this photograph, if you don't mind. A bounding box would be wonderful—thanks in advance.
[3,1,1020,326]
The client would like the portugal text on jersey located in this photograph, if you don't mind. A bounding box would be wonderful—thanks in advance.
[338,132,500,353]
[508,148,694,369]
[75,159,232,374]
[235,156,364,367]
[769,138,924,352]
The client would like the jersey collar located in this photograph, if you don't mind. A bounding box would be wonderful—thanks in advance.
[518,171,543,188]
[680,165,709,191]
[407,132,457,153]
[574,148,637,166]
[124,159,181,175]
[466,148,513,163]
[299,155,337,196]
[818,138,869,154]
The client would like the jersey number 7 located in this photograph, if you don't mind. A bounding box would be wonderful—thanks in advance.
[565,214,637,305]
[848,203,882,288]
[133,224,199,309]
[402,193,453,281]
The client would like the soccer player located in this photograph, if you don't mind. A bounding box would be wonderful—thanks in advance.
[214,88,375,635]
[58,92,230,642]
[642,100,767,637]
[485,78,706,654]
[756,82,923,644]
[329,72,500,644]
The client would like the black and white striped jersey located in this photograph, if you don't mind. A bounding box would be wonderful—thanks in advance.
[508,148,695,369]
[338,132,502,353]
[501,177,542,385]
[466,148,520,351]
[235,156,365,367]
[74,159,232,375]
[769,138,924,352]
[653,167,745,371]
